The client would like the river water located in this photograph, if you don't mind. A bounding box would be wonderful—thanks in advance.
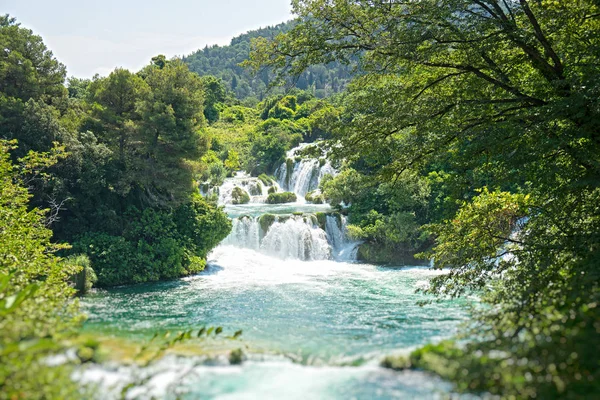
[79,145,474,399]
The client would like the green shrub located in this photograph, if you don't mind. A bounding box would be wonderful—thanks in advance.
[73,195,231,287]
[258,214,277,233]
[305,191,324,204]
[65,254,97,295]
[231,187,250,204]
[0,141,82,398]
[258,173,274,186]
[266,191,297,204]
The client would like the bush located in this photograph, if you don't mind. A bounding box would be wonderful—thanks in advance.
[266,191,297,204]
[73,195,231,287]
[231,187,250,204]
[305,191,324,204]
[0,141,82,398]
[65,254,97,294]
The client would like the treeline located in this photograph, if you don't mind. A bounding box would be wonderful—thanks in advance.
[250,1,600,398]
[0,14,235,397]
[0,17,231,289]
[183,21,355,102]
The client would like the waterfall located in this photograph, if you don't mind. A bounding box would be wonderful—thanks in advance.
[212,142,357,262]
[223,216,261,250]
[222,214,333,261]
[213,172,279,204]
[222,213,358,262]
[325,214,360,261]
[275,143,337,200]
[261,217,331,261]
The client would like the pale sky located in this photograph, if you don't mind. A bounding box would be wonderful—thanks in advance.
[2,0,293,78]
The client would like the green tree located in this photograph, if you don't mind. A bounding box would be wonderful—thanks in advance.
[0,15,66,102]
[200,75,227,123]
[0,140,82,399]
[137,59,207,204]
[251,1,600,396]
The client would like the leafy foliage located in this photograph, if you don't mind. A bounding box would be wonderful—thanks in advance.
[266,191,297,204]
[0,16,232,290]
[320,168,431,262]
[253,0,600,396]
[0,141,82,399]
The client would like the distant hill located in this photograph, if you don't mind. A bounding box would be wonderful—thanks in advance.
[182,21,355,101]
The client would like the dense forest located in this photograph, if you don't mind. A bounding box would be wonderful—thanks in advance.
[1,0,599,398]
[0,14,233,397]
[183,21,355,101]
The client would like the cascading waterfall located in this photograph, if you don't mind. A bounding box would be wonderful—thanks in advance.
[222,214,351,261]
[209,172,280,205]
[275,143,337,200]
[325,214,358,261]
[210,143,356,261]
[222,216,261,250]
[261,217,331,260]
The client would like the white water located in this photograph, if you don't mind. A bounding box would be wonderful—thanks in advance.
[215,172,281,205]
[275,143,337,201]
[222,213,357,261]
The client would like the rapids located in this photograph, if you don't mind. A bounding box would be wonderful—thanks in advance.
[79,144,475,399]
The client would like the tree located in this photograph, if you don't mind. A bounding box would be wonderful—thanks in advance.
[0,140,82,399]
[200,75,227,123]
[250,1,600,396]
[0,14,68,158]
[87,68,149,169]
[0,15,66,102]
[136,59,207,204]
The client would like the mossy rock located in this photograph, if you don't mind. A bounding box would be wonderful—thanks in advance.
[249,181,262,196]
[381,355,412,370]
[229,348,245,365]
[268,186,277,194]
[266,191,297,204]
[231,187,250,204]
[315,212,327,230]
[332,211,343,227]
[259,214,277,233]
[285,158,294,186]
[258,173,274,186]
[305,191,324,204]
[278,215,291,223]
[293,211,304,216]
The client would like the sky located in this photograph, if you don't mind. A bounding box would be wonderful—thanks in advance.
[2,0,293,78]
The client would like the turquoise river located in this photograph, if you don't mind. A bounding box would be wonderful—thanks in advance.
[78,147,477,399]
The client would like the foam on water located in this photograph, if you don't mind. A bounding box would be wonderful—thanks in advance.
[77,354,478,400]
